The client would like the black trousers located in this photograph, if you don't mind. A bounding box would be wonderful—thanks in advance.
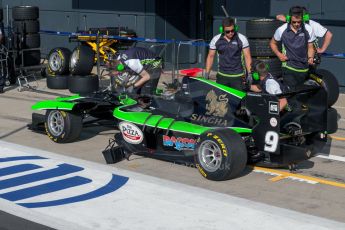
[282,68,308,91]
[216,73,244,91]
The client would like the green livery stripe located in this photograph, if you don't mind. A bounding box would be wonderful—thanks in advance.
[114,108,252,135]
[55,94,83,101]
[193,77,246,99]
[114,109,210,135]
[218,71,244,77]
[32,100,75,110]
[230,127,252,133]
[282,64,309,73]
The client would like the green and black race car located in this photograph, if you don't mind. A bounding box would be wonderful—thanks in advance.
[30,68,339,181]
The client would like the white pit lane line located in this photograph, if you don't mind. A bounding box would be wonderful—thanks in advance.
[0,141,344,230]
[316,154,345,162]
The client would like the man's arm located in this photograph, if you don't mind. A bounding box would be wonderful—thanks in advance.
[276,14,287,22]
[243,47,252,73]
[205,49,216,74]
[270,38,288,62]
[279,98,288,111]
[308,42,315,65]
[317,31,333,53]
[250,84,261,92]
[134,70,150,88]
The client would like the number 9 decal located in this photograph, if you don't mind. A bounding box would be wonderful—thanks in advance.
[264,131,279,152]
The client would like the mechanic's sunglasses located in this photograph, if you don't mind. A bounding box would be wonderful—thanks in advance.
[225,29,235,34]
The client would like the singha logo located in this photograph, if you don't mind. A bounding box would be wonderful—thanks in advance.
[205,90,229,117]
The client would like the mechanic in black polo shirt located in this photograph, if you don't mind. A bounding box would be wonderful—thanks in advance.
[110,47,162,95]
[205,17,252,91]
[270,6,316,91]
[276,6,333,54]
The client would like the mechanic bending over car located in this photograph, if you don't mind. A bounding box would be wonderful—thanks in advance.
[205,17,252,91]
[249,61,288,111]
[270,6,316,91]
[276,6,333,54]
[109,47,162,95]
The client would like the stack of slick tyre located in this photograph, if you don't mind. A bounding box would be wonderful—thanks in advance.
[246,19,282,78]
[46,47,71,90]
[12,6,40,66]
[68,45,99,94]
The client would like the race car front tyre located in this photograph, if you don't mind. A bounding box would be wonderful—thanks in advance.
[46,75,68,89]
[314,69,339,107]
[68,75,99,94]
[195,129,247,181]
[69,45,95,76]
[45,110,82,143]
[47,47,71,75]
[327,108,338,134]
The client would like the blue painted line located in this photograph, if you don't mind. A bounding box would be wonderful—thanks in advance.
[39,30,210,47]
[0,164,42,177]
[19,174,129,208]
[0,176,91,202]
[0,163,83,190]
[0,156,46,162]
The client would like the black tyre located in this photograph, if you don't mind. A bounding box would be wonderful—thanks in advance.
[69,45,95,75]
[249,39,279,57]
[327,108,338,134]
[46,75,68,89]
[195,129,247,181]
[246,19,282,39]
[40,67,47,78]
[45,110,82,143]
[47,47,71,75]
[68,75,99,94]
[13,20,39,33]
[313,69,339,107]
[252,57,282,78]
[23,33,40,48]
[23,50,41,66]
[12,6,39,20]
[0,8,3,21]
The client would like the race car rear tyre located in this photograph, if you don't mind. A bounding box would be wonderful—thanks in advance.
[46,75,68,89]
[249,39,280,57]
[68,75,99,94]
[47,47,71,75]
[327,108,338,134]
[45,110,82,143]
[246,19,282,39]
[314,69,339,107]
[12,6,39,20]
[195,129,247,181]
[252,57,282,78]
[69,45,95,76]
